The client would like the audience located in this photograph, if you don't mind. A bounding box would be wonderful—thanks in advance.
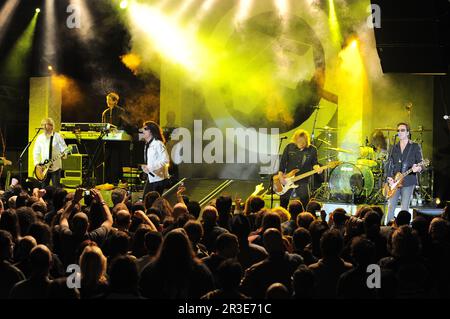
[308,229,353,298]
[0,182,448,300]
[139,229,214,299]
[9,245,53,299]
[240,228,303,298]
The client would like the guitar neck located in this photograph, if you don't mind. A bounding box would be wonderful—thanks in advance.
[397,161,425,182]
[291,165,328,183]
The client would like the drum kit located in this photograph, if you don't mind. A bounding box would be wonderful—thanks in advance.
[313,125,432,204]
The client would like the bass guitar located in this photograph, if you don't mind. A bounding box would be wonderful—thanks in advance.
[273,161,340,196]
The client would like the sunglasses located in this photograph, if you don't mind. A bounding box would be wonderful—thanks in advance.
[397,129,407,132]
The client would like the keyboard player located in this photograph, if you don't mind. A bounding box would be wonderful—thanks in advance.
[101,92,126,127]
[101,92,128,185]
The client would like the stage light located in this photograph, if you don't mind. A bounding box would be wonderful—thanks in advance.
[48,65,53,71]
[43,0,57,73]
[235,0,254,24]
[0,0,21,45]
[129,2,208,72]
[119,0,128,10]
[328,0,342,46]
[275,0,288,18]
[35,8,40,13]
[436,198,441,205]
[1,10,38,77]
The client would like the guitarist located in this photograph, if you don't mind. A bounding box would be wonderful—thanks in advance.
[385,122,423,223]
[33,118,68,187]
[278,129,323,209]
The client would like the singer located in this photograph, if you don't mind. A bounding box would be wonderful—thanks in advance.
[385,122,423,223]
[33,118,68,187]
[277,129,323,209]
[141,121,170,198]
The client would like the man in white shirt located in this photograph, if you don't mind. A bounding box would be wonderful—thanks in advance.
[141,121,170,197]
[33,118,68,187]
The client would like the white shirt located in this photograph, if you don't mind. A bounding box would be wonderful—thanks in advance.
[33,132,67,172]
[145,139,170,183]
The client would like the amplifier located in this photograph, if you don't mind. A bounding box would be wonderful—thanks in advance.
[62,154,89,171]
[64,170,83,178]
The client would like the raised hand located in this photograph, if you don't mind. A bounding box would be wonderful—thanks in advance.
[254,183,265,194]
[90,188,104,204]
[73,188,85,204]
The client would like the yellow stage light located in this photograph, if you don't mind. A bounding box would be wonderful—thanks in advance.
[120,0,128,10]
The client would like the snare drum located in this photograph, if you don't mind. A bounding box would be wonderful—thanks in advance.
[329,162,374,201]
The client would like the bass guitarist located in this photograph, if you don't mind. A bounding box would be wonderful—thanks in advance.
[33,118,68,187]
[278,129,323,209]
[385,122,423,223]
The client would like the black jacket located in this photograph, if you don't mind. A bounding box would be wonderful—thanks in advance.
[385,141,423,187]
[279,143,319,184]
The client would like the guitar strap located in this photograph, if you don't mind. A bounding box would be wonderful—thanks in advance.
[49,135,54,162]
[401,142,412,173]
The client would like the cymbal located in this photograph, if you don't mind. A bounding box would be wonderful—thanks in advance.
[325,147,353,154]
[375,127,397,131]
[411,127,432,132]
[317,126,338,131]
[357,159,378,167]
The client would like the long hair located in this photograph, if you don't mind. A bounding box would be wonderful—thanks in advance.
[291,129,311,147]
[371,130,387,150]
[80,245,107,288]
[143,121,166,144]
[153,228,197,275]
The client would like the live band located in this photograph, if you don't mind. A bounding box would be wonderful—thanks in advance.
[14,91,429,223]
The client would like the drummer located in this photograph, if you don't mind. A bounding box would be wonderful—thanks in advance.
[371,130,388,161]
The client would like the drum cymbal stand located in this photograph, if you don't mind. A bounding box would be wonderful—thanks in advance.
[313,138,333,201]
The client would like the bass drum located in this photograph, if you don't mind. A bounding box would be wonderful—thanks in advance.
[329,163,374,201]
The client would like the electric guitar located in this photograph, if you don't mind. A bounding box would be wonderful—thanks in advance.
[34,146,72,182]
[382,159,430,199]
[273,161,341,196]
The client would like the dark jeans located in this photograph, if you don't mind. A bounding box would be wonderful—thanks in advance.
[280,183,310,209]
[143,179,168,198]
[43,169,62,188]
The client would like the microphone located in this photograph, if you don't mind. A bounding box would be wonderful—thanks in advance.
[280,136,288,140]
[311,105,321,110]
[35,127,43,131]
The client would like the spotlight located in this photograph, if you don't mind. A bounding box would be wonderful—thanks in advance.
[120,0,128,9]
[48,65,53,71]
[35,8,40,13]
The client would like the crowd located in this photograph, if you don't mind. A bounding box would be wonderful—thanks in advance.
[0,182,449,299]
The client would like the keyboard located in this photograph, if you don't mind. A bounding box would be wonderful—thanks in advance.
[60,123,132,141]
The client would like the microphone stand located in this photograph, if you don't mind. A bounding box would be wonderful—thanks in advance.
[311,105,320,144]
[270,136,286,209]
[19,128,42,184]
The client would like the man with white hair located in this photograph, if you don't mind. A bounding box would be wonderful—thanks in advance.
[33,118,67,187]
